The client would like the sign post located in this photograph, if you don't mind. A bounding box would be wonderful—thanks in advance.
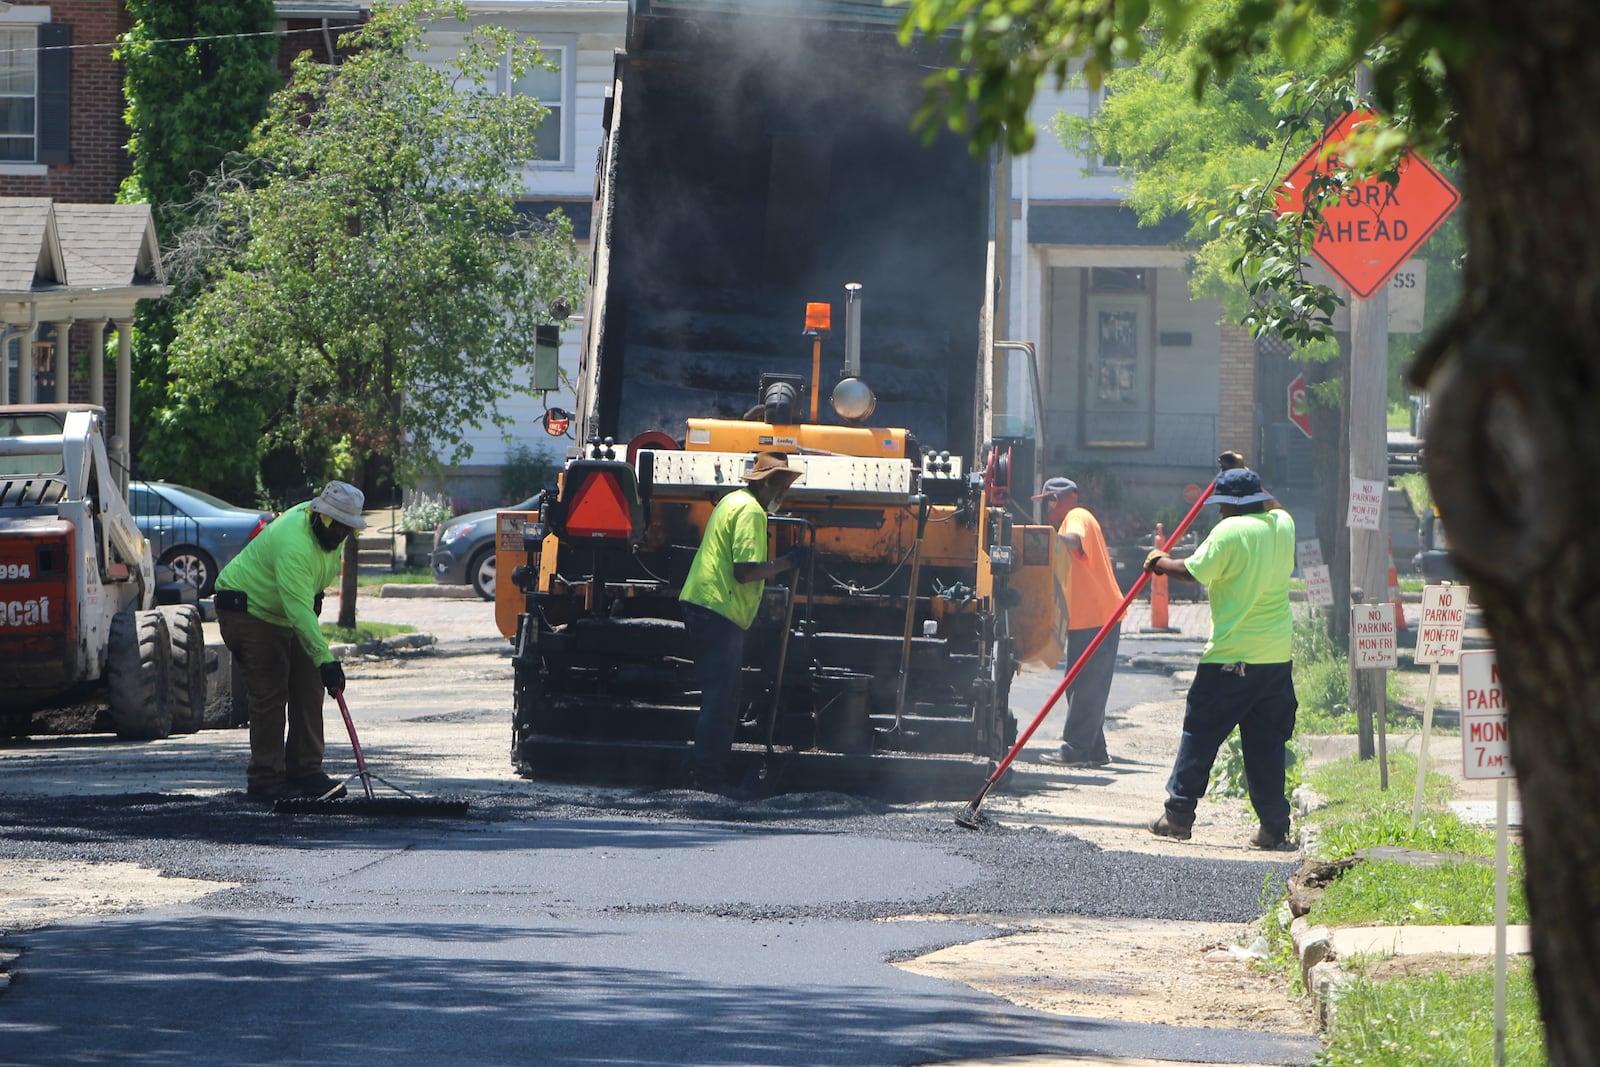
[1351,601,1398,788]
[1459,649,1513,1067]
[1410,583,1469,828]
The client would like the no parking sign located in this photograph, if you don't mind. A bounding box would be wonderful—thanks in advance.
[1460,650,1513,780]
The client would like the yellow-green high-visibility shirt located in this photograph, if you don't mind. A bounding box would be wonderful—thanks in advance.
[1184,509,1296,664]
[679,488,768,630]
[214,502,343,665]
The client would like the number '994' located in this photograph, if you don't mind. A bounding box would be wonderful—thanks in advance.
[1,563,33,580]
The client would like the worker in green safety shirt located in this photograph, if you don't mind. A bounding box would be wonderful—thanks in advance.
[679,451,804,792]
[214,481,365,803]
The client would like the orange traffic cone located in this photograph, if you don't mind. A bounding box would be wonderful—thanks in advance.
[1388,556,1407,631]
[1142,522,1178,633]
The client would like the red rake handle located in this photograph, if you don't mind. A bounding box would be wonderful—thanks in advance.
[334,690,376,800]
[983,480,1216,791]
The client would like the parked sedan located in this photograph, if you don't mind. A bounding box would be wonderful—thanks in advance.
[128,481,275,597]
[431,494,541,600]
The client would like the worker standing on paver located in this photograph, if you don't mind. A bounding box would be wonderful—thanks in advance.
[214,481,365,803]
[679,452,804,791]
[1142,466,1298,849]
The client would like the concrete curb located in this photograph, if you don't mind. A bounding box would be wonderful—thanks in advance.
[328,632,437,657]
[376,583,481,599]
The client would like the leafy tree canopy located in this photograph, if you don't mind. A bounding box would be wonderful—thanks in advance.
[161,0,586,493]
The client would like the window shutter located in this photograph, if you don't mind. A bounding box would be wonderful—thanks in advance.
[36,23,72,165]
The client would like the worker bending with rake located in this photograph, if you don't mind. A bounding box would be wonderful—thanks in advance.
[1142,465,1298,850]
[215,481,365,803]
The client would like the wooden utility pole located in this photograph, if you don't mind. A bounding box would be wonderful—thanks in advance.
[1346,70,1390,767]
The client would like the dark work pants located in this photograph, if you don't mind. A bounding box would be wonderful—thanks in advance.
[683,602,748,782]
[217,608,327,789]
[1061,625,1120,762]
[1164,661,1297,836]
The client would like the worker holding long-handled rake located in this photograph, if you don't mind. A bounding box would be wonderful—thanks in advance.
[215,481,363,804]
[1143,464,1298,850]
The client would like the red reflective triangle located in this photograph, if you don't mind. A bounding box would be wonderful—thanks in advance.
[565,471,633,538]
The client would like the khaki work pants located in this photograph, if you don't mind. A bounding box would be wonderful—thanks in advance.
[217,609,327,788]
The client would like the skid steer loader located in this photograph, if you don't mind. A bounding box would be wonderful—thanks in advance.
[0,405,206,739]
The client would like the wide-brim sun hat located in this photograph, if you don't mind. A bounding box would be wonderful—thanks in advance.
[1211,467,1275,506]
[310,480,369,529]
[743,451,802,484]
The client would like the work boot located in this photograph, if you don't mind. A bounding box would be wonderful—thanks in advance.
[245,780,294,803]
[289,772,348,800]
[1039,744,1110,768]
[1147,813,1193,840]
[1248,825,1295,851]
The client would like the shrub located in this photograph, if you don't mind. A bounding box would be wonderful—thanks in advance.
[500,443,558,504]
[400,491,452,532]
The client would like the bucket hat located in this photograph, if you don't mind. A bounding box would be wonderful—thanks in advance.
[1211,467,1274,506]
[742,451,802,485]
[310,480,368,529]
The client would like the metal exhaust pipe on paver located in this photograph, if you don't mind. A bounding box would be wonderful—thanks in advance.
[832,282,876,422]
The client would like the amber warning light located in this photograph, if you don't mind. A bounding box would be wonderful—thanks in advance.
[804,303,832,334]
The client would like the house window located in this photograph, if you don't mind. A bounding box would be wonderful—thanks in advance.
[1081,267,1155,447]
[1081,73,1124,177]
[0,26,36,162]
[508,39,569,166]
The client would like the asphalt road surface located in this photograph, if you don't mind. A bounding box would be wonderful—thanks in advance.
[0,596,1317,1067]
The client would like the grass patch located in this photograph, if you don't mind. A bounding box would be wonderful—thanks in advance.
[356,566,433,588]
[1314,961,1545,1066]
[321,621,416,644]
[1300,751,1527,923]
[1313,858,1528,926]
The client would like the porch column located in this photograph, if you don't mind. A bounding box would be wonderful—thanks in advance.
[115,319,132,490]
[52,319,73,403]
[90,319,107,407]
[0,330,9,405]
[15,320,38,404]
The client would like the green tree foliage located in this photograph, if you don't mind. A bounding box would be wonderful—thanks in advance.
[120,0,280,213]
[162,0,585,497]
[119,1,280,500]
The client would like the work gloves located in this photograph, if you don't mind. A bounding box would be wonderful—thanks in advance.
[313,592,325,616]
[1218,450,1245,471]
[1144,548,1170,574]
[785,546,811,571]
[320,660,346,697]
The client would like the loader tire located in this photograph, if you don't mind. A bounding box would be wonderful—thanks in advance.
[160,604,207,734]
[107,609,173,741]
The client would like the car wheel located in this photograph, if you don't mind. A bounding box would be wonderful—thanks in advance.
[469,544,496,601]
[158,546,218,598]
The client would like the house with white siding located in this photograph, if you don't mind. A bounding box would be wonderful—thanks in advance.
[409,1,626,506]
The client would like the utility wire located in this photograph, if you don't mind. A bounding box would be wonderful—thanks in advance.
[0,23,358,58]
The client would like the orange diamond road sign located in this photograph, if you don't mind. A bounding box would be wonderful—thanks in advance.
[1276,109,1460,300]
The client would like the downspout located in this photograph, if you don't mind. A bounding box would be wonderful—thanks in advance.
[322,18,335,63]
[0,324,15,406]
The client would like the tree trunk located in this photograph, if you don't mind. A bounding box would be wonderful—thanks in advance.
[337,533,359,631]
[1415,6,1600,1060]
[336,461,364,631]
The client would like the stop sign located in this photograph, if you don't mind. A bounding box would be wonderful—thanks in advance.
[1276,110,1459,300]
[1287,372,1313,438]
